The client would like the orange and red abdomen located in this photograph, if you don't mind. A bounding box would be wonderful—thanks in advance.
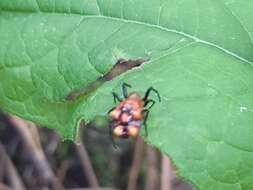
[109,84,160,140]
[109,108,121,120]
[109,92,144,138]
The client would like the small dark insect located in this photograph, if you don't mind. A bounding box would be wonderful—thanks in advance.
[108,83,161,143]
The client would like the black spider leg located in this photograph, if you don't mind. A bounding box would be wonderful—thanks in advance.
[108,122,118,149]
[112,92,121,103]
[107,106,116,114]
[107,107,118,148]
[144,99,156,110]
[111,82,131,102]
[122,82,132,98]
[142,109,150,137]
[142,87,161,103]
[142,93,159,137]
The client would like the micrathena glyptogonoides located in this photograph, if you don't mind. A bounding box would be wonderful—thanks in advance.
[108,83,161,145]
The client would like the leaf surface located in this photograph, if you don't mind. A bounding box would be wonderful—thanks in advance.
[1,1,253,189]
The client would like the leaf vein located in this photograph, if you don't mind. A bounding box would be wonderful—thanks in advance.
[1,10,253,66]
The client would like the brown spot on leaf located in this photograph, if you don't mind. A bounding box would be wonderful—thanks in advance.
[65,58,147,101]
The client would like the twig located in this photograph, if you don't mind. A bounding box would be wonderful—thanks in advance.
[56,160,72,183]
[75,143,99,187]
[126,137,144,190]
[0,153,4,182]
[66,188,118,190]
[52,160,71,190]
[8,115,55,186]
[0,183,13,190]
[144,145,158,190]
[160,154,172,190]
[74,120,99,187]
[0,142,26,190]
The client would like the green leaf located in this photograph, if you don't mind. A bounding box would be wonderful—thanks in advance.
[1,1,253,189]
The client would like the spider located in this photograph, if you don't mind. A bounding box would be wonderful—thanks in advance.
[108,83,161,142]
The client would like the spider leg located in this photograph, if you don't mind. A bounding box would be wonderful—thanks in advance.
[112,92,122,103]
[142,87,161,102]
[122,82,132,98]
[142,109,150,137]
[144,99,156,110]
[108,123,118,149]
[107,106,116,114]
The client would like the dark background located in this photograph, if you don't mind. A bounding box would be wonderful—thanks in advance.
[0,111,193,190]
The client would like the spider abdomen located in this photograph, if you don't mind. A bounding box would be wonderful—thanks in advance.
[108,83,160,140]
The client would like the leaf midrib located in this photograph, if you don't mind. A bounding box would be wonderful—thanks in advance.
[1,8,253,66]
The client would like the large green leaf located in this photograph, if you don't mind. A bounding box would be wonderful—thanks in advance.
[1,1,253,189]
